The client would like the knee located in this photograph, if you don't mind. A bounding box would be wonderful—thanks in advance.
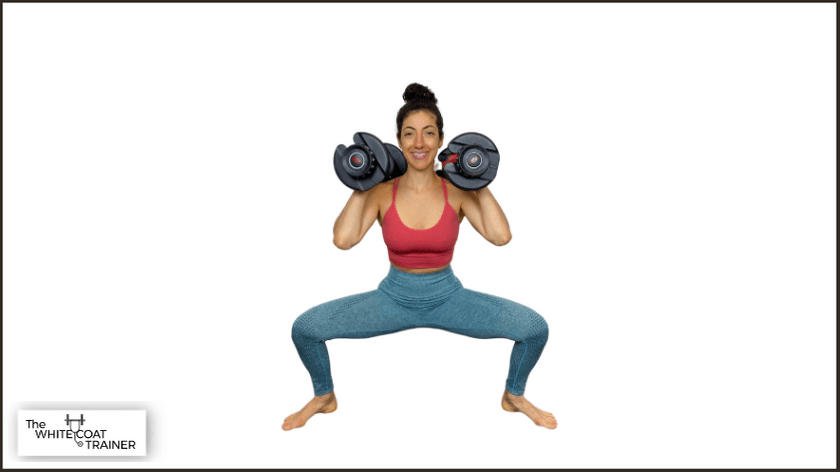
[291,309,323,343]
[524,309,549,344]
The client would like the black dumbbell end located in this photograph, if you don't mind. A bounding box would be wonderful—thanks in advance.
[442,163,491,191]
[335,132,399,191]
[355,132,392,177]
[335,144,376,191]
[335,151,361,190]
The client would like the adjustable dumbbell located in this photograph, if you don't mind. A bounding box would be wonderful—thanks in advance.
[435,132,500,191]
[334,132,407,191]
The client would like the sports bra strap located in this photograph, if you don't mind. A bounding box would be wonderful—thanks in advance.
[440,177,448,202]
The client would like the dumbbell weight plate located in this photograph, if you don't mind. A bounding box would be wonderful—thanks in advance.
[334,132,389,191]
[443,163,493,191]
[457,144,490,177]
[385,143,407,181]
[341,145,373,177]
[335,144,379,190]
[354,132,393,179]
[440,132,500,191]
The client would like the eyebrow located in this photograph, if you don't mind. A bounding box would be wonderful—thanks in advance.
[403,126,437,132]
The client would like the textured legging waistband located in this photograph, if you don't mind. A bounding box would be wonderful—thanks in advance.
[377,265,463,309]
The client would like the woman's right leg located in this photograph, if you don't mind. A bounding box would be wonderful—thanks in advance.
[291,288,412,396]
[285,288,411,430]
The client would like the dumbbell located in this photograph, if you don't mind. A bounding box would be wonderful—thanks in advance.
[435,132,500,191]
[334,132,407,191]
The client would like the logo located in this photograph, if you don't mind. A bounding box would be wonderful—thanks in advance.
[18,410,146,457]
[349,152,365,168]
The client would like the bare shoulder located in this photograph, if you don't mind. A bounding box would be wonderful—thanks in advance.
[373,179,396,225]
[375,179,395,203]
[443,178,463,197]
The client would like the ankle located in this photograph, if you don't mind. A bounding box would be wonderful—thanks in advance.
[315,391,335,401]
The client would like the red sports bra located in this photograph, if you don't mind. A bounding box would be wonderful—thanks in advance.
[382,177,460,269]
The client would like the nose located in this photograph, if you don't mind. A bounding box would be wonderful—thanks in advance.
[414,133,424,148]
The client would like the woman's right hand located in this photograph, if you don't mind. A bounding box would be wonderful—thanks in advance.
[332,185,382,250]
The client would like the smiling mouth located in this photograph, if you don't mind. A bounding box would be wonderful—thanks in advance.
[411,152,429,160]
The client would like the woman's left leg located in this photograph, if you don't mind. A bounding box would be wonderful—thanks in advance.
[428,287,549,395]
[427,285,557,429]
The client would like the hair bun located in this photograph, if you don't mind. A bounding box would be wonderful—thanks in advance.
[402,83,437,104]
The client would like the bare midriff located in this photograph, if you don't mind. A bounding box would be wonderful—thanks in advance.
[390,262,450,274]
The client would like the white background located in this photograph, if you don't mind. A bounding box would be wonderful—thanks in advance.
[3,3,835,468]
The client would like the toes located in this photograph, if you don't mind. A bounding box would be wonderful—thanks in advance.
[283,414,299,430]
[283,418,303,430]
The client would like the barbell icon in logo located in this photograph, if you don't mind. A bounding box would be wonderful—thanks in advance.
[65,414,85,447]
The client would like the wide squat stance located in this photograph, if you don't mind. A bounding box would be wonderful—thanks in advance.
[284,83,555,430]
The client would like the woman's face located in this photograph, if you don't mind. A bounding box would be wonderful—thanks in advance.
[399,110,443,172]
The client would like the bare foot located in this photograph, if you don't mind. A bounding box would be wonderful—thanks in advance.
[282,391,338,431]
[501,390,557,429]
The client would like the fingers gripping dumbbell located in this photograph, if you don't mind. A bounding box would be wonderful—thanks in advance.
[334,132,406,191]
[435,132,500,191]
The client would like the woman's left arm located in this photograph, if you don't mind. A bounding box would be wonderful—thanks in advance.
[459,186,512,246]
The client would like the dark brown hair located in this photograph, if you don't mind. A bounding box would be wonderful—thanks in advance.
[396,83,444,141]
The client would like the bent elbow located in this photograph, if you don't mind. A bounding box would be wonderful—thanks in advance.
[333,234,356,250]
[494,232,512,246]
[333,235,349,250]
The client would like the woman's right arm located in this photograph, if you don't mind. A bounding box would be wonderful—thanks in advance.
[333,186,381,250]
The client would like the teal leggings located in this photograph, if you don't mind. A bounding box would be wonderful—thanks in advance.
[291,265,549,396]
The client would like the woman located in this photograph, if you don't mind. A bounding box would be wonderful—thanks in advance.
[283,83,555,430]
